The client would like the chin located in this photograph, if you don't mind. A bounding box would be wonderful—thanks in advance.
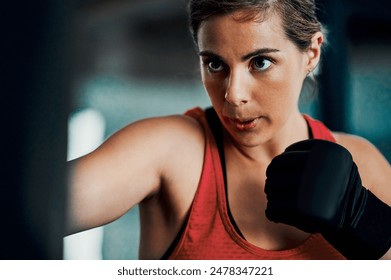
[227,129,271,148]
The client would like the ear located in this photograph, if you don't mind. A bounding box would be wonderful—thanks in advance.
[305,31,323,74]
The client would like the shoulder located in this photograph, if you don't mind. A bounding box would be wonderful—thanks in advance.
[99,114,206,181]
[72,113,206,205]
[119,112,206,162]
[106,113,204,151]
[77,112,206,193]
[332,132,391,204]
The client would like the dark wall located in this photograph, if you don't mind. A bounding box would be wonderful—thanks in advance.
[318,0,391,161]
[1,1,77,259]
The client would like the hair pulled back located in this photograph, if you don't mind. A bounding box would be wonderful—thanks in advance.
[188,0,324,51]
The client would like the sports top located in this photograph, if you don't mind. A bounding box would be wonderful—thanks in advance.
[165,107,345,259]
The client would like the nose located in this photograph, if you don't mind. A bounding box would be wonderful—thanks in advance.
[224,69,251,106]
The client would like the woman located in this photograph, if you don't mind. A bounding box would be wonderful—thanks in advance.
[66,0,391,259]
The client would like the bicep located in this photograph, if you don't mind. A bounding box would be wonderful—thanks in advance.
[66,119,168,235]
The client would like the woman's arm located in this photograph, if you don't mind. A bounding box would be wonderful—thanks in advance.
[334,133,391,206]
[65,115,202,235]
[264,135,391,259]
[335,133,391,260]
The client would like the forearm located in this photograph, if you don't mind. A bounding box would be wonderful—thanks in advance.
[380,248,391,260]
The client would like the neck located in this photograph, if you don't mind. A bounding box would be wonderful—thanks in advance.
[224,112,309,164]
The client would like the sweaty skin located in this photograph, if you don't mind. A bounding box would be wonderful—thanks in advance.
[66,11,391,259]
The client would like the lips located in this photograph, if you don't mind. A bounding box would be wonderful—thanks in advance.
[227,117,259,131]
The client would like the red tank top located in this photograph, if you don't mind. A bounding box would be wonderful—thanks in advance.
[167,107,345,260]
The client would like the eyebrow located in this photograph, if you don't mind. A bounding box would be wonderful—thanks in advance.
[199,48,280,62]
[241,48,280,61]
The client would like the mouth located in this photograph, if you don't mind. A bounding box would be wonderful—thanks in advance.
[226,117,260,131]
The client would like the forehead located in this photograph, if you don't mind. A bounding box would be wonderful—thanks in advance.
[197,11,289,53]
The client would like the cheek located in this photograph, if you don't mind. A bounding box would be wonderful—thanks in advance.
[253,72,304,125]
[202,72,226,103]
[268,65,305,104]
[255,74,300,107]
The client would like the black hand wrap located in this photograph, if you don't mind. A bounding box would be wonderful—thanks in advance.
[265,139,391,259]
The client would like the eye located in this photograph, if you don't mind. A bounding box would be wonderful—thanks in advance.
[205,59,225,73]
[251,57,273,72]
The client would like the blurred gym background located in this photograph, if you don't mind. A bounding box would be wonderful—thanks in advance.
[1,0,390,259]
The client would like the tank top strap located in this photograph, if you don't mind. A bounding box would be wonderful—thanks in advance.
[167,107,227,259]
[167,108,344,259]
[303,114,336,142]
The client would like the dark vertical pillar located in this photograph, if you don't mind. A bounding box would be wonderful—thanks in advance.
[1,1,78,259]
[317,0,350,131]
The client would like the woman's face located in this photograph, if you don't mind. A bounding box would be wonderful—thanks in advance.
[197,11,318,147]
